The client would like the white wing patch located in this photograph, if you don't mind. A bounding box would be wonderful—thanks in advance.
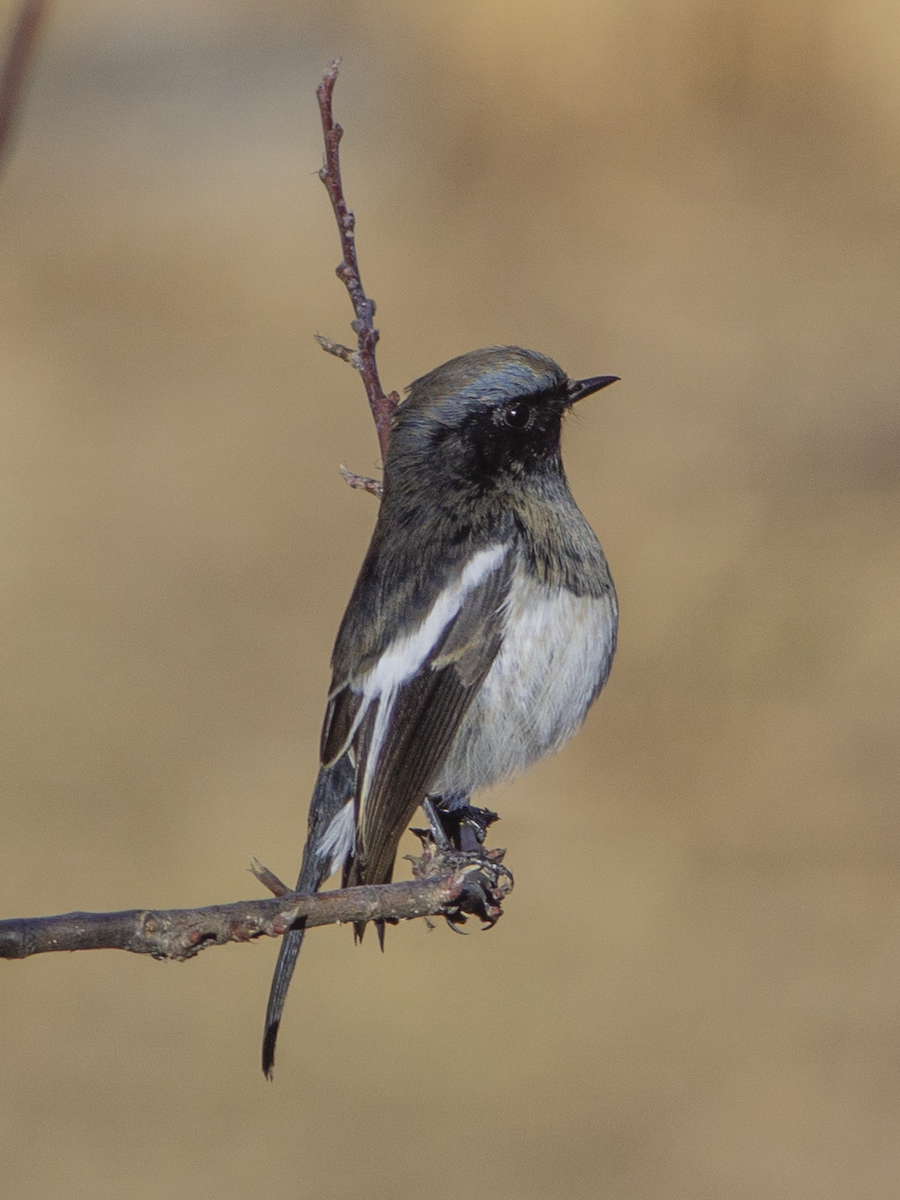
[318,798,356,878]
[326,541,509,868]
[365,542,509,699]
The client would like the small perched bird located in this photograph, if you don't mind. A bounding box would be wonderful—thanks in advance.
[263,346,618,1076]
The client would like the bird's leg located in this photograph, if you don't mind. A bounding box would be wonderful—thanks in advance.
[420,796,453,851]
[430,794,500,851]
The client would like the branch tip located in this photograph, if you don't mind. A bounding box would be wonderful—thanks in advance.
[314,333,359,367]
[249,858,290,898]
[315,60,395,463]
[339,464,383,496]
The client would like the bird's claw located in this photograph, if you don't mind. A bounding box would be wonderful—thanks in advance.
[410,798,512,930]
[448,855,514,931]
[408,835,513,931]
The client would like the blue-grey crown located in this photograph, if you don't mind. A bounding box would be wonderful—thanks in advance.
[404,346,567,412]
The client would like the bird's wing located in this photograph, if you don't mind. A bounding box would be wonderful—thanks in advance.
[320,541,513,888]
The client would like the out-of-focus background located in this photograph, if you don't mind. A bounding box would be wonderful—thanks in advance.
[1,2,898,1197]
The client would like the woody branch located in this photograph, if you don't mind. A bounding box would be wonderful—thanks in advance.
[0,0,47,174]
[1,60,513,962]
[315,59,399,478]
[0,850,510,961]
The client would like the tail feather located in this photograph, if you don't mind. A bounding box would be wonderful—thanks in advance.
[345,854,393,948]
[263,926,307,1078]
[262,754,355,1078]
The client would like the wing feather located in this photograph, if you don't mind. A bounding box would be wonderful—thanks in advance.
[344,548,512,888]
[320,684,362,768]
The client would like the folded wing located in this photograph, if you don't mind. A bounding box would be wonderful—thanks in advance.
[321,542,513,888]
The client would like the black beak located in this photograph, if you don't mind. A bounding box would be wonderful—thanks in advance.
[567,374,620,404]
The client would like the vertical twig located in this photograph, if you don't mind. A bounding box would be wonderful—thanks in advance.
[316,60,398,464]
[0,0,47,176]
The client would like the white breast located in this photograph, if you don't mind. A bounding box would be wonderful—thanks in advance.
[432,566,617,797]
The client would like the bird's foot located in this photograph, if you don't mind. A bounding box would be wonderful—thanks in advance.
[446,850,514,931]
[410,801,513,931]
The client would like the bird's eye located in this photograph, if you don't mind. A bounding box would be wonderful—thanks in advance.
[502,402,532,430]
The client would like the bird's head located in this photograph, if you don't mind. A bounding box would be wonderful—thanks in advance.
[387,346,618,491]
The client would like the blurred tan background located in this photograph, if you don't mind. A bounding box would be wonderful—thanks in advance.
[1,1,898,1197]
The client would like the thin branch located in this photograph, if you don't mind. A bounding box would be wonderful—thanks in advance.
[0,0,47,176]
[248,856,290,897]
[314,332,358,366]
[0,846,512,961]
[339,463,383,496]
[316,59,399,463]
[1,60,514,968]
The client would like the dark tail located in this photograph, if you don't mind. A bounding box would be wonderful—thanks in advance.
[262,894,315,1079]
[262,754,355,1078]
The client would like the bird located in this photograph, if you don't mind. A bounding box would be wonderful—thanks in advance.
[262,345,618,1077]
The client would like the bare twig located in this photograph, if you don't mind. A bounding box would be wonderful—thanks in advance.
[339,463,383,496]
[0,848,511,961]
[0,0,47,176]
[249,857,290,898]
[314,333,358,365]
[316,59,399,463]
[1,60,515,971]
